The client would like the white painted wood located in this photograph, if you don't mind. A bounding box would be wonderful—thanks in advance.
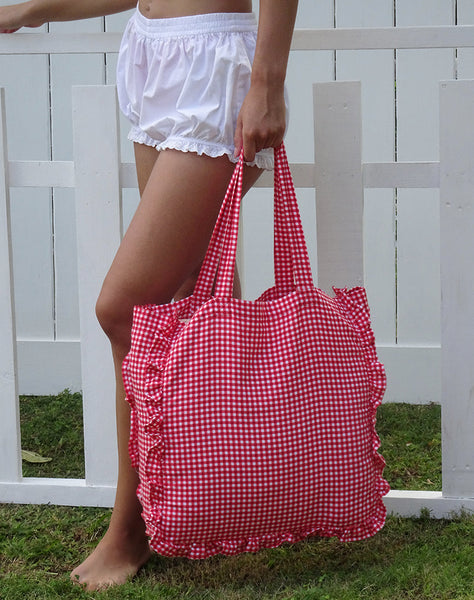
[457,1,474,79]
[4,26,474,54]
[8,161,74,187]
[396,188,441,346]
[50,19,105,161]
[377,345,440,404]
[0,32,123,54]
[120,163,316,190]
[396,0,453,346]
[0,88,21,484]
[336,0,396,347]
[105,9,136,165]
[284,0,334,163]
[291,25,474,50]
[72,86,121,487]
[17,340,81,395]
[363,162,440,188]
[53,190,81,341]
[104,46,141,232]
[50,19,106,343]
[0,50,54,341]
[313,81,364,293]
[103,11,142,276]
[241,187,317,301]
[0,479,115,507]
[119,161,445,192]
[336,1,394,163]
[9,187,54,340]
[439,80,474,499]
[384,491,474,518]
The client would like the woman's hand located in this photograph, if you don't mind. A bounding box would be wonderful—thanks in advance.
[0,2,43,33]
[234,80,286,163]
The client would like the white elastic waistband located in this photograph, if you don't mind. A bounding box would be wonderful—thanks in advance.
[133,8,257,37]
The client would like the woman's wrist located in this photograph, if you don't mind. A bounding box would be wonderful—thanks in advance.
[250,67,286,91]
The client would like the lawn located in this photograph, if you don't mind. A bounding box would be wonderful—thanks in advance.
[0,394,472,600]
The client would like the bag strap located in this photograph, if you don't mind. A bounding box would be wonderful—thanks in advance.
[193,144,314,302]
[273,143,314,294]
[192,154,244,303]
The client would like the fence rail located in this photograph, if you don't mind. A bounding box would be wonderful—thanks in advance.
[2,25,474,54]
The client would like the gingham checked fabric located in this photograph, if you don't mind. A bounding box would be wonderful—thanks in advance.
[122,144,389,559]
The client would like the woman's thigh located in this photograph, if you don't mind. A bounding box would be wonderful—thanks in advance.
[134,142,159,196]
[98,149,261,327]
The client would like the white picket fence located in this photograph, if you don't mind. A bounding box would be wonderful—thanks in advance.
[1,0,473,515]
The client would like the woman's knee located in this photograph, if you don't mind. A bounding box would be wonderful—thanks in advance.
[95,287,134,350]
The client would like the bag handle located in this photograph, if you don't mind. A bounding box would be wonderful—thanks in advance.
[193,144,314,302]
[272,143,314,294]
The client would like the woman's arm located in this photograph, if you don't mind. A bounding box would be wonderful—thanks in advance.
[0,0,136,33]
[234,0,298,162]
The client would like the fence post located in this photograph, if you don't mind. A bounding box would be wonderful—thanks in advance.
[439,80,474,500]
[313,82,364,292]
[72,86,121,488]
[0,88,22,484]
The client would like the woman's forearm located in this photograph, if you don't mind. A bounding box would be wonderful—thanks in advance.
[252,0,298,89]
[19,0,136,27]
[233,0,298,161]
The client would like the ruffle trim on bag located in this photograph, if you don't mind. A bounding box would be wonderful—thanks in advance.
[141,309,183,529]
[123,297,196,530]
[333,287,391,502]
[149,519,388,559]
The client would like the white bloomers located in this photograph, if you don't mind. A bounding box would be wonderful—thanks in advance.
[116,8,289,170]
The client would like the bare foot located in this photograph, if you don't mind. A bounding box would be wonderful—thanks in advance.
[70,525,152,591]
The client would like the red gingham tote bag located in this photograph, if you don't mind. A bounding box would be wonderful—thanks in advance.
[122,144,389,559]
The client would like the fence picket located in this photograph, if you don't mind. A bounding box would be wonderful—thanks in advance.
[395,0,454,346]
[313,81,364,292]
[0,88,21,484]
[439,80,474,499]
[72,85,121,487]
[335,0,397,348]
[457,0,474,78]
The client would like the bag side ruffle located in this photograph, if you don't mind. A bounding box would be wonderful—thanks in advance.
[333,287,390,502]
[122,298,194,532]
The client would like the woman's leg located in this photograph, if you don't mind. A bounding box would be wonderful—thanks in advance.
[70,147,261,591]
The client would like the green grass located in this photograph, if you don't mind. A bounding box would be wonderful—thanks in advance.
[377,403,442,490]
[0,505,472,599]
[20,390,84,479]
[1,394,470,599]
